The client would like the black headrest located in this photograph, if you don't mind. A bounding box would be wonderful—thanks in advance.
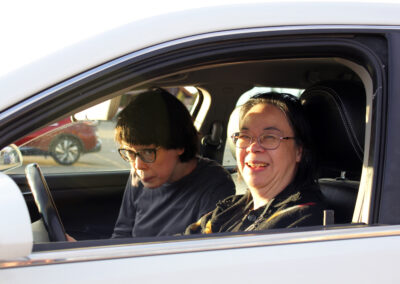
[300,81,366,174]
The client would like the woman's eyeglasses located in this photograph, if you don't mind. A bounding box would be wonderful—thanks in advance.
[231,131,295,150]
[118,147,160,163]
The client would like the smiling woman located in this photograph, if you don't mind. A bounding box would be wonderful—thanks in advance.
[185,92,327,234]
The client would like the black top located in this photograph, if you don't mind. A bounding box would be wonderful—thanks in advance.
[112,157,235,238]
[185,183,327,234]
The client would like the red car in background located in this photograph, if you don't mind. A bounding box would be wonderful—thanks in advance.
[14,117,101,165]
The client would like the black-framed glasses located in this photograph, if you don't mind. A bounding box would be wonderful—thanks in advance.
[231,131,296,150]
[118,147,160,163]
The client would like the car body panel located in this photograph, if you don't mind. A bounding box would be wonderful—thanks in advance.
[2,1,400,111]
[2,226,400,283]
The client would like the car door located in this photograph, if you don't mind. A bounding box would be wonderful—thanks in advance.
[2,2,400,282]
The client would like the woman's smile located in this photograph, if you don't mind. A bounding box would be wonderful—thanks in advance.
[245,160,269,170]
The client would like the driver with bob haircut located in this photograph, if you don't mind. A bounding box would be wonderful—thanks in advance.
[112,88,235,238]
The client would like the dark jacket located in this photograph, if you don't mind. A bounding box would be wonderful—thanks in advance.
[112,157,235,238]
[185,183,326,234]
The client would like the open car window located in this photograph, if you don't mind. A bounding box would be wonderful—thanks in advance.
[0,28,385,257]
[7,87,199,175]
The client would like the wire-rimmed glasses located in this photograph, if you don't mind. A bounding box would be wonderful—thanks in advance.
[231,131,295,150]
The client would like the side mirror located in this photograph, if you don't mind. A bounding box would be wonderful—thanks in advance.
[0,144,23,172]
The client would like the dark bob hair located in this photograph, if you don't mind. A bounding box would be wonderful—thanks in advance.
[240,92,316,188]
[115,89,199,162]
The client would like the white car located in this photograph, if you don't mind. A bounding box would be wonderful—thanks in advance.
[1,1,400,283]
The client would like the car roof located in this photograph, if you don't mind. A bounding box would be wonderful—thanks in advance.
[1,0,400,112]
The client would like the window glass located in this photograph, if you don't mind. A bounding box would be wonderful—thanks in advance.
[165,86,199,112]
[7,87,199,174]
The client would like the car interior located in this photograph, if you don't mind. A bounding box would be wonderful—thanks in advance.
[154,59,366,226]
[7,44,373,246]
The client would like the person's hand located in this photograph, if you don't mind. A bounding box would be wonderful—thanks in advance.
[66,233,77,242]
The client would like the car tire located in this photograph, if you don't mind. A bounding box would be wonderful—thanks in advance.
[50,135,82,165]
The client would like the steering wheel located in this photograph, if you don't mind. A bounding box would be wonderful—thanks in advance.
[25,163,67,242]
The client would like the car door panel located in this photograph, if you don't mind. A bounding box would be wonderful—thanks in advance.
[3,226,400,283]
[11,171,129,240]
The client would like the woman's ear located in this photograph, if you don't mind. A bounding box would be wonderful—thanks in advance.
[295,146,303,163]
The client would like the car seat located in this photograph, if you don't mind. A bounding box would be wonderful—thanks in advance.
[201,121,224,161]
[300,80,366,224]
[226,107,248,194]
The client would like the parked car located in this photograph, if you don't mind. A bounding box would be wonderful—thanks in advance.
[14,118,101,165]
[1,1,400,283]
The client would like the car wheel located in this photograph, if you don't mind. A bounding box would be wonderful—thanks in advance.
[50,136,81,165]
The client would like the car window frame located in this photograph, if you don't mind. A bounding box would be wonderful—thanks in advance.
[0,26,390,252]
